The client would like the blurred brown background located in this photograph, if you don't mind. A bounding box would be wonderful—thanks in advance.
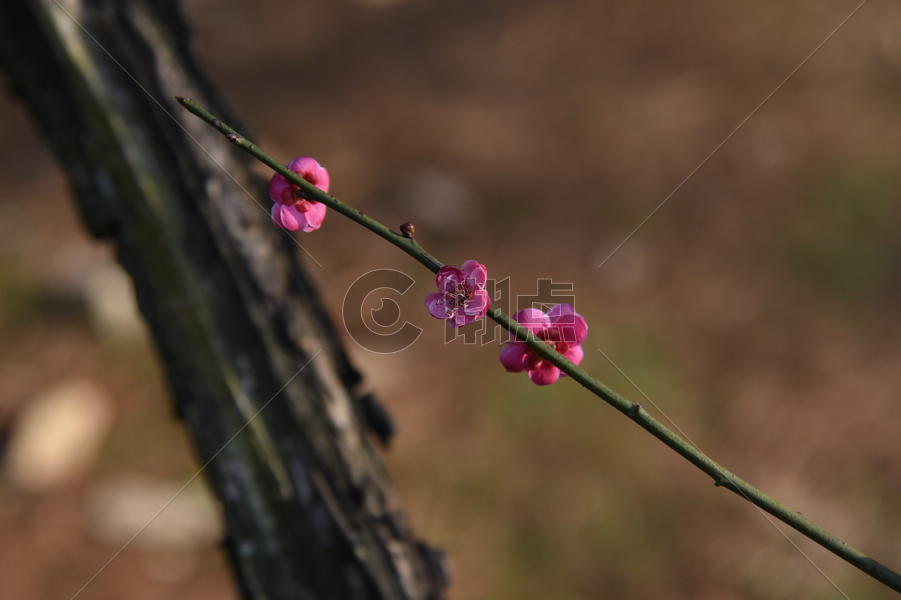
[1,0,899,598]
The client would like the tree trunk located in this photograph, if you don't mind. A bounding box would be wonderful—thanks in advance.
[0,1,447,598]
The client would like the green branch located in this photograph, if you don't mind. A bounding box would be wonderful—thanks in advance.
[177,96,901,594]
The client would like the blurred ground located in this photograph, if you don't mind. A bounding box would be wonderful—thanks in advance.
[1,0,899,598]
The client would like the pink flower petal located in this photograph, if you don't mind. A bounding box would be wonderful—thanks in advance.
[454,311,476,327]
[271,203,301,231]
[425,292,453,320]
[548,303,588,345]
[528,363,561,386]
[563,343,584,365]
[512,308,550,335]
[436,266,464,294]
[268,174,295,205]
[558,344,584,377]
[287,157,330,192]
[461,259,488,289]
[499,342,528,372]
[463,288,490,316]
[300,201,327,232]
[270,202,283,225]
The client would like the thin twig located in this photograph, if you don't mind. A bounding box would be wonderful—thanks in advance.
[177,96,901,594]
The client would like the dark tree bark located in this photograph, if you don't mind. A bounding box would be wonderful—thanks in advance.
[0,1,447,598]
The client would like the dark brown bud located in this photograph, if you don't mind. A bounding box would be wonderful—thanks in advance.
[400,221,416,238]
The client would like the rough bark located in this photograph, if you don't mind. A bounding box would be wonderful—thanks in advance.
[0,1,447,598]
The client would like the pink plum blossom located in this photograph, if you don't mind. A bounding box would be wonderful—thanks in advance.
[268,157,330,232]
[424,260,491,327]
[499,304,587,385]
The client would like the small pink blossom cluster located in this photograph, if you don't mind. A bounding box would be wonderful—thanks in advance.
[269,157,588,386]
[423,259,588,386]
[424,260,491,327]
[268,157,329,232]
[499,304,587,385]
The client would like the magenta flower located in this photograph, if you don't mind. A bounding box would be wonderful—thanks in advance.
[268,157,330,232]
[499,304,587,385]
[425,260,491,327]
